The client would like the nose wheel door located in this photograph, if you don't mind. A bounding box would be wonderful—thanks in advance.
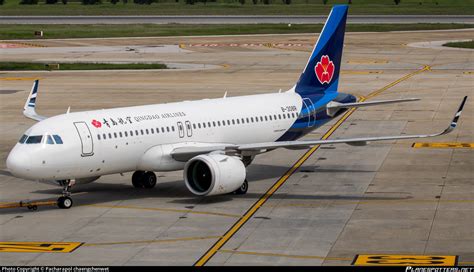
[74,121,94,157]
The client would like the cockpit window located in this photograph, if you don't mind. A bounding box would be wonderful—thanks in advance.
[19,134,28,144]
[26,135,43,144]
[53,135,63,144]
[46,135,54,144]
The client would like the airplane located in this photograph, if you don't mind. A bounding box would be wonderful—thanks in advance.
[6,5,467,209]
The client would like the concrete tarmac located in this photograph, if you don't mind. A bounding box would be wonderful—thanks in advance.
[0,29,472,266]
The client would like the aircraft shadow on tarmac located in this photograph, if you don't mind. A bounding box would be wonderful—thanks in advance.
[0,165,409,214]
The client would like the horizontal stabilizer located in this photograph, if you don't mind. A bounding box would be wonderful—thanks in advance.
[326,98,419,116]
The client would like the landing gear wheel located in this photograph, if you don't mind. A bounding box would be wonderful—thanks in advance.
[142,171,157,189]
[57,196,73,209]
[132,171,145,188]
[234,179,248,195]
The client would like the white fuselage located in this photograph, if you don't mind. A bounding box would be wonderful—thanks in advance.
[7,91,303,181]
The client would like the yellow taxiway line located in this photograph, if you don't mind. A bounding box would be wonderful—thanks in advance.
[194,65,431,266]
[86,204,241,218]
[219,249,351,261]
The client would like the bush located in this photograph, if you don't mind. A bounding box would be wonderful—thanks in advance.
[322,0,328,4]
[133,0,152,4]
[0,0,4,4]
[262,0,269,4]
[45,0,58,4]
[394,0,400,4]
[111,0,119,3]
[20,0,39,4]
[185,0,194,4]
[62,0,68,4]
[252,0,257,4]
[283,0,291,4]
[239,0,244,4]
[82,0,101,4]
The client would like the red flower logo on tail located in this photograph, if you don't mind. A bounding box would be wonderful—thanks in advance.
[314,55,335,84]
[91,119,102,128]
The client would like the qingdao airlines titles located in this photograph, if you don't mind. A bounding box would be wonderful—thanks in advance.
[6,5,468,209]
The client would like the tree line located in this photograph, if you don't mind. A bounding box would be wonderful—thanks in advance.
[4,0,405,5]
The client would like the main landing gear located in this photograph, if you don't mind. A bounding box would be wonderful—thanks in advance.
[57,180,74,209]
[233,179,248,195]
[132,171,157,189]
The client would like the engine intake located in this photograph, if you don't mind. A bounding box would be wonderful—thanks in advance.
[184,154,246,196]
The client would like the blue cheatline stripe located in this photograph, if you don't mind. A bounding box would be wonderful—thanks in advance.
[277,92,357,141]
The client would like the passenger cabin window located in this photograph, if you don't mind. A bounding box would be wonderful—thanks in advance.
[97,134,101,140]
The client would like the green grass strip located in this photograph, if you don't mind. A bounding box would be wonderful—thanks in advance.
[1,23,473,40]
[1,0,473,16]
[443,40,474,49]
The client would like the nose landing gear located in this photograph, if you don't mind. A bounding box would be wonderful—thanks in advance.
[57,180,74,209]
[132,171,157,189]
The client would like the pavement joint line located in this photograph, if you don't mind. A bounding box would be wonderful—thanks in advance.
[341,71,384,75]
[263,199,474,208]
[83,236,221,247]
[0,77,43,81]
[218,249,352,261]
[347,60,389,64]
[84,204,241,218]
[194,64,430,266]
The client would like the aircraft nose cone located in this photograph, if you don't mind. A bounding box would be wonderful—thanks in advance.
[6,149,31,178]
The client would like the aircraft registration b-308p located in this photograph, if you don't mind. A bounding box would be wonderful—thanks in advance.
[6,5,467,209]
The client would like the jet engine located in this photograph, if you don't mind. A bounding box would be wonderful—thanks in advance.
[184,154,246,196]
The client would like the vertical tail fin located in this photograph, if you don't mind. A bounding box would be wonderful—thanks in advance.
[294,5,348,96]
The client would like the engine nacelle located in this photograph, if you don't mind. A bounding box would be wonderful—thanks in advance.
[184,154,246,196]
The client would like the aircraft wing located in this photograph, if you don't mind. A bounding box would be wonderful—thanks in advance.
[23,80,47,122]
[171,96,467,161]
